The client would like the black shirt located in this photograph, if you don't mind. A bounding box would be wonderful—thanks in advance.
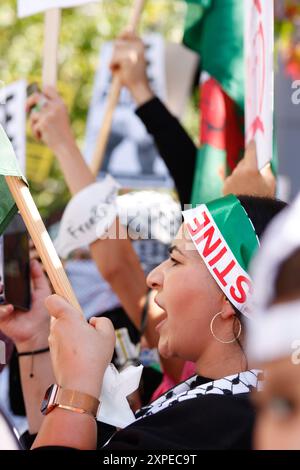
[105,393,255,450]
[29,373,257,451]
[30,393,255,451]
[136,98,197,207]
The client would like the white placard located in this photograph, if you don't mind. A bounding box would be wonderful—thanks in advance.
[17,0,98,18]
[245,0,274,169]
[0,80,27,175]
[0,410,20,450]
[85,34,174,189]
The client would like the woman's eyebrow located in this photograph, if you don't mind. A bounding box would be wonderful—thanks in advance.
[168,245,185,256]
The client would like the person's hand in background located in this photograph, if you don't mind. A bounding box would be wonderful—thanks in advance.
[26,86,75,154]
[223,140,276,198]
[110,31,154,106]
[26,86,94,195]
[0,260,51,353]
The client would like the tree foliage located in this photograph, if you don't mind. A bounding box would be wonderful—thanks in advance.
[0,0,199,218]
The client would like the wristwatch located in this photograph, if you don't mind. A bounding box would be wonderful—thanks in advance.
[41,384,100,418]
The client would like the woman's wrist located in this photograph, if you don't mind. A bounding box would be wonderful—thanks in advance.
[16,329,50,354]
[130,81,154,106]
[58,362,108,400]
[51,136,95,195]
[51,133,79,162]
[59,378,104,401]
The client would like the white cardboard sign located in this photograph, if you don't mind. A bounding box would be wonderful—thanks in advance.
[18,0,97,18]
[245,0,274,169]
[0,80,27,175]
[84,34,174,189]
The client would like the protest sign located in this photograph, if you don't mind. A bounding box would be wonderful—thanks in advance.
[89,0,146,175]
[17,0,97,17]
[18,1,97,86]
[0,80,27,174]
[85,34,174,189]
[245,0,274,169]
[0,81,27,174]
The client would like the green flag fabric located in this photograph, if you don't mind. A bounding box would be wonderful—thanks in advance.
[0,124,26,234]
[183,0,277,207]
[183,0,244,110]
[182,0,245,206]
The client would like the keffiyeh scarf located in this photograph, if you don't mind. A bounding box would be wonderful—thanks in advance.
[136,369,263,419]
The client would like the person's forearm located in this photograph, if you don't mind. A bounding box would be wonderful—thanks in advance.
[129,81,154,107]
[32,407,97,450]
[51,136,95,195]
[18,333,55,434]
[90,220,147,331]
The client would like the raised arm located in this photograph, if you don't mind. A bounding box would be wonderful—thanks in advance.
[110,32,197,207]
[27,88,147,331]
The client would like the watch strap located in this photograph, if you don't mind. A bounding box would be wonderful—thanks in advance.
[56,388,100,418]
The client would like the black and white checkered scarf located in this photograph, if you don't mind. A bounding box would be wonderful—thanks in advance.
[136,369,263,420]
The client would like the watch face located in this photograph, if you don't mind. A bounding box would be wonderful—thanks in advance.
[41,384,58,415]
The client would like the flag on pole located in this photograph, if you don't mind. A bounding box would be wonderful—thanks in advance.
[0,124,83,312]
[183,0,245,205]
[245,0,274,170]
[0,125,25,235]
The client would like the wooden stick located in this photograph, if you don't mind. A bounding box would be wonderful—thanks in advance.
[90,0,146,176]
[42,8,61,88]
[127,0,146,32]
[90,76,122,175]
[5,176,83,316]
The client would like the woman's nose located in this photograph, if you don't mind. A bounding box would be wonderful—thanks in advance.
[146,262,165,290]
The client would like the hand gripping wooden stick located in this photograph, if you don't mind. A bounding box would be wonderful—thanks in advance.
[5,176,83,316]
[90,0,146,176]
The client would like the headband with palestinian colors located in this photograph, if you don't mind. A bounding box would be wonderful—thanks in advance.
[182,195,260,318]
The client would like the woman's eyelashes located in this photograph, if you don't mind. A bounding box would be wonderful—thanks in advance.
[170,256,179,266]
[168,246,183,266]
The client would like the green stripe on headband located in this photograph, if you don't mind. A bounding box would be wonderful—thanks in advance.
[205,195,259,272]
[182,195,259,317]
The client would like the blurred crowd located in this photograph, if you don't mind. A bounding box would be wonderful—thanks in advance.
[0,0,300,452]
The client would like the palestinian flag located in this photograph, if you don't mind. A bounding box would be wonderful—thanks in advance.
[183,0,245,205]
[0,125,25,234]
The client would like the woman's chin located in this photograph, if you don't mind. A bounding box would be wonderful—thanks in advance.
[158,337,172,359]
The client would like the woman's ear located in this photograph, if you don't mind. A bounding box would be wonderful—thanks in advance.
[220,296,236,320]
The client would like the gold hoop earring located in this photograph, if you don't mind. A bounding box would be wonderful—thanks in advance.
[210,311,242,344]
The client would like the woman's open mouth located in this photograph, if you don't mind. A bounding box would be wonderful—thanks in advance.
[154,295,165,311]
[154,295,167,331]
[155,317,167,332]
